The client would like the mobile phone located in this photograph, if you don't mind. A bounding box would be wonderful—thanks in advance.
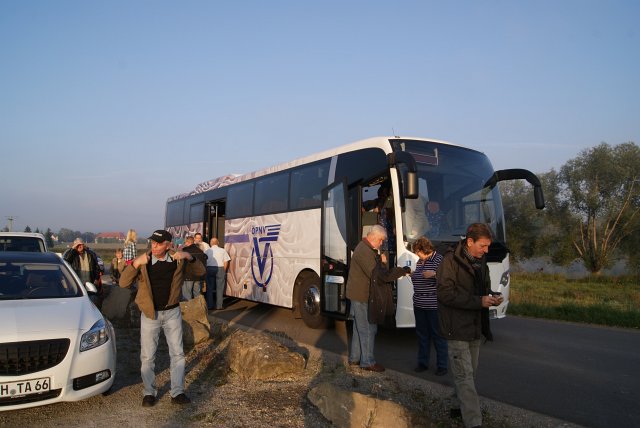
[489,291,502,297]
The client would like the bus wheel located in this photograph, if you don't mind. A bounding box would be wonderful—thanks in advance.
[297,276,331,329]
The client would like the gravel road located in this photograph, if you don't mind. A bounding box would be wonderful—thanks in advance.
[0,316,582,428]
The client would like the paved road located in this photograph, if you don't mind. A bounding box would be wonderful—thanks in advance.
[213,299,640,428]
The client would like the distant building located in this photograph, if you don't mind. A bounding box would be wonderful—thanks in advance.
[95,232,125,243]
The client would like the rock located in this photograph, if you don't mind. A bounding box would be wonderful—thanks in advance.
[101,285,134,321]
[307,382,416,428]
[226,330,305,380]
[180,295,211,345]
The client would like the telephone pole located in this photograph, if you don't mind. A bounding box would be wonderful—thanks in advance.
[5,216,17,232]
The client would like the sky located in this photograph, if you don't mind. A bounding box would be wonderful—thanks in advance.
[1,1,638,237]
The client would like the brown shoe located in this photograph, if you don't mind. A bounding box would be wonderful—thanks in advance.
[348,360,360,366]
[363,363,385,372]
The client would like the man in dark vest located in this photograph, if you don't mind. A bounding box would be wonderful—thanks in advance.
[119,229,205,407]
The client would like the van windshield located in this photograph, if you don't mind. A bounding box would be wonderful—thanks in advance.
[0,237,46,252]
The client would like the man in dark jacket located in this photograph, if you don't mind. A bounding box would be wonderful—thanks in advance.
[346,224,409,372]
[180,235,208,300]
[437,223,503,428]
[63,237,102,285]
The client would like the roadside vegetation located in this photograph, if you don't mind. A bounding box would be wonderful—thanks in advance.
[509,272,640,329]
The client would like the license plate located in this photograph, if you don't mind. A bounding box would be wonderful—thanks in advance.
[0,377,51,398]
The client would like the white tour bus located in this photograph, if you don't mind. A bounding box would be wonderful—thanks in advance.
[165,136,544,328]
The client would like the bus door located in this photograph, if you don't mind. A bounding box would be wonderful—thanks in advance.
[205,200,226,245]
[320,180,349,317]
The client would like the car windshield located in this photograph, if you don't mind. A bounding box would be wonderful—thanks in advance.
[0,262,83,299]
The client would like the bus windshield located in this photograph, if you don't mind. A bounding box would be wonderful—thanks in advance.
[399,140,506,245]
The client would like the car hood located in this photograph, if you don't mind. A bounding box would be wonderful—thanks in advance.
[0,298,102,341]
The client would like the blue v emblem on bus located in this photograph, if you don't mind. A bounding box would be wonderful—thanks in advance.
[251,224,281,290]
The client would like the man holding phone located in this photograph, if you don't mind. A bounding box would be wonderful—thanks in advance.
[437,223,503,428]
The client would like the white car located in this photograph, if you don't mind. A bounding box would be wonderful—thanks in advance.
[0,251,116,411]
[0,232,48,252]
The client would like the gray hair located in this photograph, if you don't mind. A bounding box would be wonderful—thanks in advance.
[367,224,387,239]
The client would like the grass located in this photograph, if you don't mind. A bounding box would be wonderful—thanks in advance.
[509,272,640,329]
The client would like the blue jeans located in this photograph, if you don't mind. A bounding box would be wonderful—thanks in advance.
[414,306,448,369]
[140,306,185,398]
[349,300,378,367]
[181,280,202,301]
[206,266,226,309]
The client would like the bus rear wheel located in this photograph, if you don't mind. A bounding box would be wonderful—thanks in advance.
[297,275,331,329]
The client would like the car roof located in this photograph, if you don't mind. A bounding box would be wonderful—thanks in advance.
[0,251,61,263]
[0,232,46,238]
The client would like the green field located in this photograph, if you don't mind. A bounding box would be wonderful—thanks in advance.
[509,272,640,329]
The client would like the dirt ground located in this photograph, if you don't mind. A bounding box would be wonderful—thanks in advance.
[0,317,580,428]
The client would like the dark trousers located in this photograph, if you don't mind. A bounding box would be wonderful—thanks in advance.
[414,306,448,369]
[205,266,226,309]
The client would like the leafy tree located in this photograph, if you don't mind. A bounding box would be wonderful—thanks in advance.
[500,180,542,260]
[45,228,54,248]
[81,232,96,245]
[559,142,640,274]
[501,170,576,264]
[58,228,79,243]
[24,225,32,232]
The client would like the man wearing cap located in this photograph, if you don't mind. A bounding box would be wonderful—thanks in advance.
[63,237,103,294]
[119,229,206,407]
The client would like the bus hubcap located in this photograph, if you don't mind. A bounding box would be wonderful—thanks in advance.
[303,286,320,316]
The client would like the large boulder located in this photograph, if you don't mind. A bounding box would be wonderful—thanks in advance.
[101,285,136,327]
[308,382,418,428]
[180,295,210,346]
[226,330,305,380]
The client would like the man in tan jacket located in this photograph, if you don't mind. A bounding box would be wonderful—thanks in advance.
[119,229,205,407]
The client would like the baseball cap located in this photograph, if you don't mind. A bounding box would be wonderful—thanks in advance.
[148,230,172,243]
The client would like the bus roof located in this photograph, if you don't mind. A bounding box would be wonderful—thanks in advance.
[167,136,461,202]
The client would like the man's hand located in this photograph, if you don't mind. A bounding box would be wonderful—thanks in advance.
[481,295,504,308]
[131,253,150,269]
[172,251,193,261]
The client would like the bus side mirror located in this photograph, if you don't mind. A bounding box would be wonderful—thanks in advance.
[405,171,418,199]
[388,152,418,199]
[487,168,546,210]
[534,186,545,210]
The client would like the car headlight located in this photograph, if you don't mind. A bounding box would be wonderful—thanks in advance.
[80,318,110,352]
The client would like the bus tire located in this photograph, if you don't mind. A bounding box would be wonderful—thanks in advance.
[297,275,331,329]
